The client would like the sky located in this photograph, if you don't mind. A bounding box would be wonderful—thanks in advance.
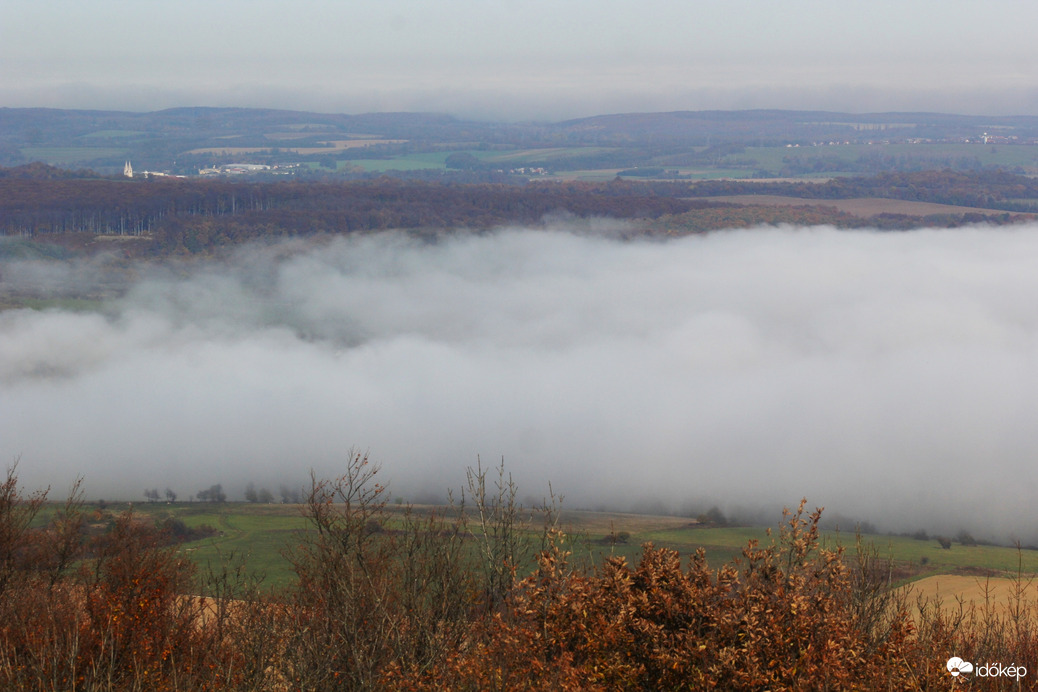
[5,225,1038,540]
[4,0,1038,119]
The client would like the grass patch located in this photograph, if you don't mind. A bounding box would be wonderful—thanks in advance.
[546,169,624,181]
[0,238,73,260]
[639,523,1038,578]
[108,502,309,590]
[20,146,129,165]
[61,501,1038,594]
[719,143,1038,176]
[347,153,450,171]
[475,147,620,163]
[81,130,145,139]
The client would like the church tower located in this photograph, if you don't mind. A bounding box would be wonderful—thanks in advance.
[123,161,133,178]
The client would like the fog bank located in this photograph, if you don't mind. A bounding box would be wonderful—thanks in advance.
[3,226,1038,539]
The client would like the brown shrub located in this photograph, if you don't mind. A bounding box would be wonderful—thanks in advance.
[4,457,1038,691]
[396,501,920,690]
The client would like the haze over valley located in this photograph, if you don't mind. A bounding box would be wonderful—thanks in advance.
[4,224,1038,542]
[11,2,1038,686]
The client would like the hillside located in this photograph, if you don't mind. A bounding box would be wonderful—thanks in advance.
[6,107,1038,180]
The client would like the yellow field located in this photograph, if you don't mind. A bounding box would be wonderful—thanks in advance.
[906,574,1038,617]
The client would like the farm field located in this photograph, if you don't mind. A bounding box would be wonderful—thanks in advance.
[186,139,407,156]
[721,142,1038,175]
[19,146,129,165]
[545,168,623,181]
[81,130,146,139]
[621,521,1038,578]
[907,574,1038,618]
[175,140,1038,180]
[703,194,1015,218]
[346,152,452,171]
[101,501,309,588]
[472,146,619,162]
[337,147,623,174]
[88,501,1038,593]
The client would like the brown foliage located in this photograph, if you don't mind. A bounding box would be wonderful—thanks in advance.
[399,502,920,691]
[278,450,477,690]
[4,458,1038,690]
[0,176,701,253]
[0,466,228,690]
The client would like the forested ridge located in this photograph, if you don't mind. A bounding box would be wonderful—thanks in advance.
[690,169,1038,212]
[0,168,710,254]
[1,164,1035,257]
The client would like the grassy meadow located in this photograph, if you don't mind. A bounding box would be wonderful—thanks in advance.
[336,142,1038,179]
[76,499,1038,593]
[12,464,1038,688]
[719,142,1038,175]
[19,146,129,166]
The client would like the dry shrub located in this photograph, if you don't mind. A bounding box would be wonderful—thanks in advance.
[906,564,1038,690]
[6,455,1038,690]
[0,465,228,691]
[398,500,919,690]
[277,450,477,691]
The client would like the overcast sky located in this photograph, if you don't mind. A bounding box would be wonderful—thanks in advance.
[4,0,1038,119]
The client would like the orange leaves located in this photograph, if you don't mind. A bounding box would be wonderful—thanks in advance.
[0,469,221,691]
[0,459,1029,690]
[406,502,925,690]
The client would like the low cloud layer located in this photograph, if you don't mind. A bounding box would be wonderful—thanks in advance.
[3,226,1038,539]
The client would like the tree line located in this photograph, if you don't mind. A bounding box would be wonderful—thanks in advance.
[3,164,1037,258]
[142,483,302,504]
[689,169,1038,212]
[0,166,706,254]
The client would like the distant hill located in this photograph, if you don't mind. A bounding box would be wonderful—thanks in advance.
[556,109,1038,145]
[5,106,1038,178]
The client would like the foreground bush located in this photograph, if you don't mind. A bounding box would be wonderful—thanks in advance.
[1,457,1037,690]
[0,467,225,690]
[386,503,921,691]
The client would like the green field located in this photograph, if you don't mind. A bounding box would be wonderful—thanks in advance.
[95,501,309,589]
[719,143,1038,175]
[334,147,627,175]
[20,146,129,165]
[81,130,146,139]
[76,501,1038,592]
[473,147,620,163]
[636,524,1038,577]
[345,152,450,171]
[266,142,1038,179]
[0,238,73,260]
[26,137,1034,180]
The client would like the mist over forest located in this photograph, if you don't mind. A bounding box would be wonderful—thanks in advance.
[2,224,1037,542]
